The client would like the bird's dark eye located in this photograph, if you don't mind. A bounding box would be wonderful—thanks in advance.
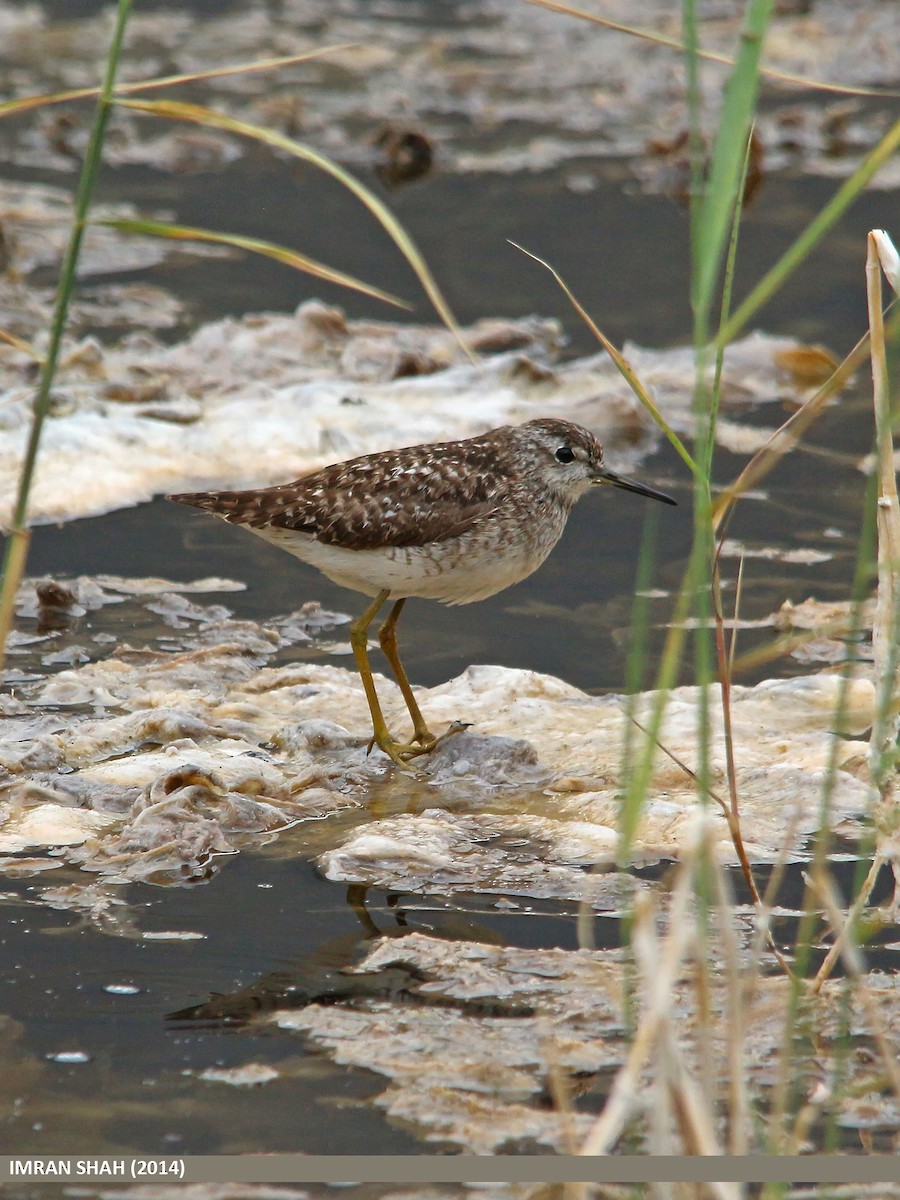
[555,446,575,464]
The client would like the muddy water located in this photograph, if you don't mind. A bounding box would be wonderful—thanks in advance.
[2,0,898,1163]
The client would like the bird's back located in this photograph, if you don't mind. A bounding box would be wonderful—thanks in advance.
[169,428,532,552]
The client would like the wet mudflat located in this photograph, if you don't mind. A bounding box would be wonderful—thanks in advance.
[0,0,899,1172]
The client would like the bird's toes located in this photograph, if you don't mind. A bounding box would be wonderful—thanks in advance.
[412,720,472,755]
[366,733,424,768]
[366,721,473,769]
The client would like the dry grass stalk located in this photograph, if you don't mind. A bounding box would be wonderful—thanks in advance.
[712,329,873,534]
[709,854,752,1155]
[689,949,717,1142]
[0,46,355,118]
[711,549,741,822]
[629,844,739,1196]
[578,871,696,1154]
[810,853,885,992]
[808,866,900,1101]
[539,1017,582,1157]
[866,229,900,902]
[624,711,793,976]
[523,0,900,98]
[579,819,745,1175]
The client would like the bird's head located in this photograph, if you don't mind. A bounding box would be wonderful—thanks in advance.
[515,419,677,507]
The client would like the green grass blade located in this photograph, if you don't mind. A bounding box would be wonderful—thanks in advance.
[0,0,133,657]
[116,98,469,357]
[693,0,773,320]
[706,127,755,478]
[97,219,410,309]
[719,117,900,346]
[682,0,704,323]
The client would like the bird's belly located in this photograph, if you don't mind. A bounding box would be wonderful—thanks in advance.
[249,522,562,604]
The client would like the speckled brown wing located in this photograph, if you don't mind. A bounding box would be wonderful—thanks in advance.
[169,436,508,551]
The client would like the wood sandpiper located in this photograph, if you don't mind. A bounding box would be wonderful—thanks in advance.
[169,418,676,766]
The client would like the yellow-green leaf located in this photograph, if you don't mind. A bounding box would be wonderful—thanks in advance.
[115,97,470,358]
[509,241,699,480]
[97,218,409,308]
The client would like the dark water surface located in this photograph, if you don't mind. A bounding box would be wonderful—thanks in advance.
[2,9,898,1158]
[24,154,889,695]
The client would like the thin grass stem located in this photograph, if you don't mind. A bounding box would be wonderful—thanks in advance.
[0,0,133,659]
[0,46,355,120]
[96,218,408,308]
[523,0,899,99]
[116,98,467,357]
[718,119,900,346]
[866,230,900,807]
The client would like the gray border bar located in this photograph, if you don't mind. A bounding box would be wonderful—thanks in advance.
[3,1157,900,1184]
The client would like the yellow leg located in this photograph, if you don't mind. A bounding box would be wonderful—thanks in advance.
[350,591,466,767]
[377,598,436,749]
[349,590,430,767]
[349,590,403,765]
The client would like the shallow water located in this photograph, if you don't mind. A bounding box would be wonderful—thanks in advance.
[2,0,899,1162]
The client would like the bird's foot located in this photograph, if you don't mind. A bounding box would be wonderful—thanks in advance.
[367,721,471,767]
[410,720,472,757]
[366,731,424,768]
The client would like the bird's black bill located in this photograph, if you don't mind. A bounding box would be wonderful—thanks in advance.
[596,467,677,506]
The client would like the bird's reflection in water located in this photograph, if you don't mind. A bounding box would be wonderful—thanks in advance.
[166,883,514,1027]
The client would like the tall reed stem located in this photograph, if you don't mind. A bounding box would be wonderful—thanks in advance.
[0,0,133,653]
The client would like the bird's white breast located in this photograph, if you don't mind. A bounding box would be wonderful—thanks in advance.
[250,506,568,605]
